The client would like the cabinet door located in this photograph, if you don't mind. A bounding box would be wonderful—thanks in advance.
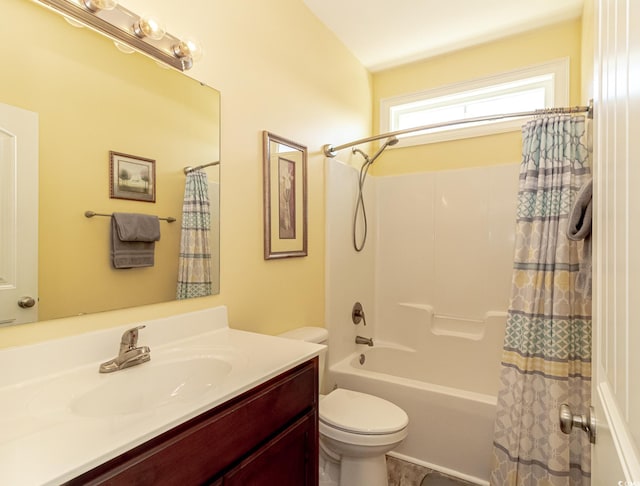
[224,412,317,486]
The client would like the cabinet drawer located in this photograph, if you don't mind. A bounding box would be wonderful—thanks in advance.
[223,411,317,486]
[67,358,318,485]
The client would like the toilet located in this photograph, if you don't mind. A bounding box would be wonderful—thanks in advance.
[279,327,408,486]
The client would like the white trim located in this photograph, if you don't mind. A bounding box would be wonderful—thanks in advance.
[597,381,640,481]
[380,58,570,146]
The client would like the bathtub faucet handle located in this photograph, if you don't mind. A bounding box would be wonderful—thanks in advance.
[352,302,367,326]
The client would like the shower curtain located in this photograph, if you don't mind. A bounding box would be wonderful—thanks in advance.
[490,115,592,485]
[176,170,212,299]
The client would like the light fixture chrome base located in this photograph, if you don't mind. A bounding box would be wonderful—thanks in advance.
[81,0,101,13]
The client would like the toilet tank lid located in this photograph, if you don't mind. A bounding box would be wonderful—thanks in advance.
[278,326,328,343]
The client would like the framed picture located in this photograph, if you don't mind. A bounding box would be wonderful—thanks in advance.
[263,131,307,259]
[109,151,156,202]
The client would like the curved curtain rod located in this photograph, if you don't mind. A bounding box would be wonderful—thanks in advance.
[323,101,593,157]
[183,161,220,175]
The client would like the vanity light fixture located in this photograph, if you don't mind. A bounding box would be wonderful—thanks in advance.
[34,0,200,71]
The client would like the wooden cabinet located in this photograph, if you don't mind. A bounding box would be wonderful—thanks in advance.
[223,412,316,485]
[66,358,319,486]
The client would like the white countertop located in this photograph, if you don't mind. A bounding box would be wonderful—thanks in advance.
[0,306,323,485]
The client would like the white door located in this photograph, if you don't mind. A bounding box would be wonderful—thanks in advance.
[592,0,640,482]
[0,103,38,326]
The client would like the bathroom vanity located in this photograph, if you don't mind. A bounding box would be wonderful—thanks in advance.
[0,307,323,485]
[67,359,318,485]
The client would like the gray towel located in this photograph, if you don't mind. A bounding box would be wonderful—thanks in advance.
[111,213,161,269]
[567,178,592,297]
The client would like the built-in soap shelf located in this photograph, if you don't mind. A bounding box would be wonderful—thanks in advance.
[398,303,507,341]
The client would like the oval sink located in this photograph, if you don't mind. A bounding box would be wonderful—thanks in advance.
[71,357,232,417]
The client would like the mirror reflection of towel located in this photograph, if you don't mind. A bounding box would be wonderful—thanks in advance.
[567,178,592,297]
[111,213,161,269]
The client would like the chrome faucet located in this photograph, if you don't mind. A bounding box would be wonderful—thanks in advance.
[355,335,374,346]
[99,325,151,373]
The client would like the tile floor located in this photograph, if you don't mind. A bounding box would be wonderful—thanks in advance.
[387,456,477,486]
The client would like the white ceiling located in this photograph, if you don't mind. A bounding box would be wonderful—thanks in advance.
[303,0,584,72]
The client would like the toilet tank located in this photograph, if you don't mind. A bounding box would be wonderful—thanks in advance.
[278,326,328,392]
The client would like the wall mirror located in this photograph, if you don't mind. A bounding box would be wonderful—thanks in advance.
[0,0,220,324]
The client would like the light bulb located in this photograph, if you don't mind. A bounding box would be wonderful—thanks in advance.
[172,37,203,62]
[82,0,117,12]
[133,16,166,41]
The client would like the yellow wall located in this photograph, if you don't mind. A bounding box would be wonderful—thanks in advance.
[0,0,371,347]
[196,0,371,335]
[581,1,595,103]
[370,19,583,176]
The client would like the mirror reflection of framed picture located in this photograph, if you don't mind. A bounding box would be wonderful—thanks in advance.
[109,151,156,203]
[262,131,307,259]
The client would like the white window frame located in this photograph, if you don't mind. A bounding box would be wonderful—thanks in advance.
[380,58,570,147]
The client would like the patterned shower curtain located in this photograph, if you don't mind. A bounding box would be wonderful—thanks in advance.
[490,115,592,485]
[176,170,212,299]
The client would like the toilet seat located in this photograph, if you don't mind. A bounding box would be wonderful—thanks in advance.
[319,389,408,436]
[320,419,408,447]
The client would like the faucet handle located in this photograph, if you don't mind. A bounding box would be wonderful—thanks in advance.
[352,302,367,326]
[120,325,146,351]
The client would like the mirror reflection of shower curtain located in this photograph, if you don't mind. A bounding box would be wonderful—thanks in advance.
[176,170,212,299]
[490,115,592,485]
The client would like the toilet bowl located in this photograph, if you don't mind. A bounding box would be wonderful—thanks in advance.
[279,327,408,486]
[320,388,408,486]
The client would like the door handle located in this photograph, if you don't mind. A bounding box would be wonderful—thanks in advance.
[559,403,596,444]
[17,296,36,308]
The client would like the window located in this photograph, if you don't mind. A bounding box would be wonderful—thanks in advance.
[380,58,569,146]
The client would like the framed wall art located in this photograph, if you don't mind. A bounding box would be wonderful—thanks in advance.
[109,151,156,202]
[262,131,307,259]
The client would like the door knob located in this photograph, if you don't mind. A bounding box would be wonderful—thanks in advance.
[559,403,596,444]
[17,296,36,308]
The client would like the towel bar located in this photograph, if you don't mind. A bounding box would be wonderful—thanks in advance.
[84,211,176,223]
[183,160,220,174]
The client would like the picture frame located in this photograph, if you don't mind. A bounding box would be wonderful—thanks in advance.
[263,131,308,259]
[109,151,156,203]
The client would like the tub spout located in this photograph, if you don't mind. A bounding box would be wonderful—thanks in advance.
[355,335,374,346]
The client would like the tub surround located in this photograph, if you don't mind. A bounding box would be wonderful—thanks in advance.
[325,160,518,483]
[0,306,324,485]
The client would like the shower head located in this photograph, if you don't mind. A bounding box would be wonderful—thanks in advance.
[369,136,399,164]
[351,136,398,166]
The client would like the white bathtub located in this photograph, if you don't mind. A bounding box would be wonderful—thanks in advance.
[328,338,502,485]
